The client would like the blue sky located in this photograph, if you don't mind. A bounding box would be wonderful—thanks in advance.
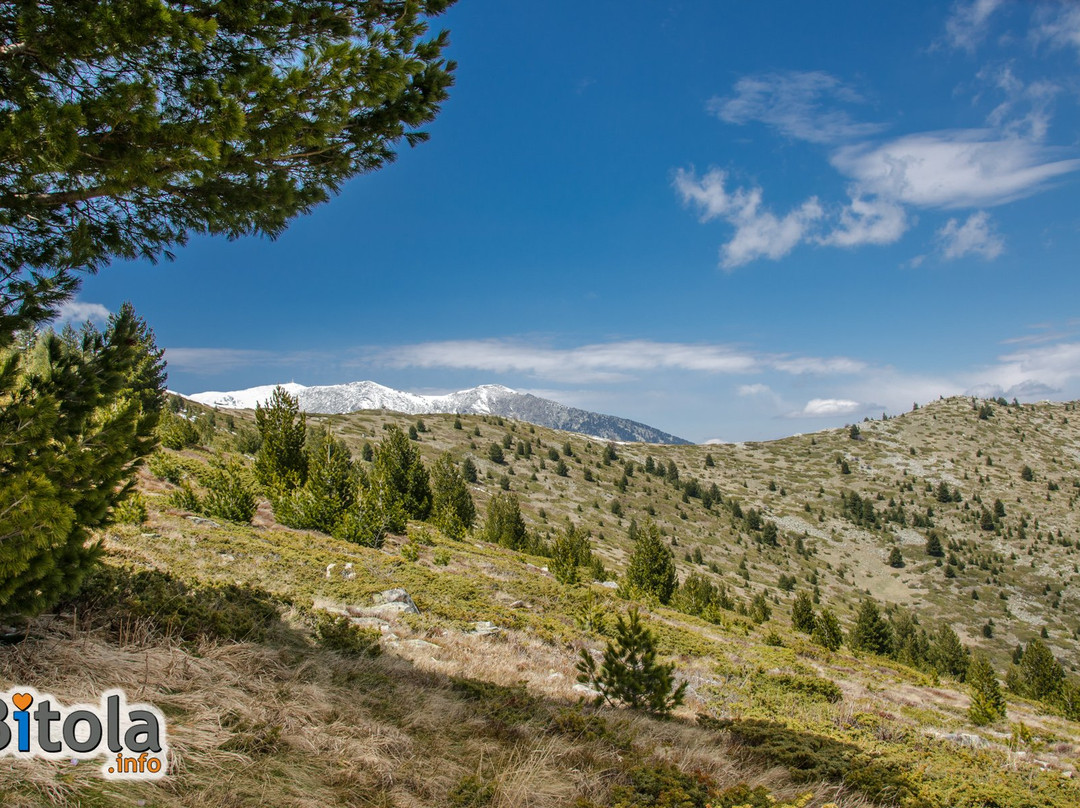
[70,0,1080,443]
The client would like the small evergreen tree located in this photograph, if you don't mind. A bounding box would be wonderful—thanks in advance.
[550,525,590,585]
[254,387,308,490]
[372,424,431,519]
[887,547,904,568]
[925,531,945,557]
[620,519,677,605]
[1008,639,1065,701]
[273,427,354,533]
[849,599,894,656]
[812,608,843,651]
[968,653,1006,726]
[488,442,504,464]
[929,624,969,680]
[481,492,528,550]
[576,607,686,716]
[201,458,258,524]
[430,452,475,539]
[791,591,816,634]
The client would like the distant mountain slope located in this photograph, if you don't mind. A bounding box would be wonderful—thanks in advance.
[187,381,691,444]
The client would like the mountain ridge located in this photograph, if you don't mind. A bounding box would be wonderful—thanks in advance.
[186,380,692,445]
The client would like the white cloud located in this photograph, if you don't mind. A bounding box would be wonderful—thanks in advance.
[51,300,111,326]
[673,168,824,268]
[797,398,863,417]
[379,338,864,384]
[944,0,1006,52]
[830,130,1080,209]
[818,193,909,247]
[972,341,1080,394]
[1032,4,1080,55]
[981,66,1059,141]
[163,347,322,374]
[937,210,1005,259]
[708,71,885,144]
[737,383,772,397]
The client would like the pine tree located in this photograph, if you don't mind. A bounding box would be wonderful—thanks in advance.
[925,531,945,557]
[254,387,308,490]
[481,492,528,551]
[430,452,475,539]
[0,306,165,616]
[791,591,816,634]
[621,520,677,605]
[968,653,1006,726]
[273,427,354,533]
[849,599,894,656]
[928,625,969,681]
[576,608,686,716]
[887,547,904,568]
[1008,639,1065,701]
[812,608,843,651]
[371,425,431,520]
[1,1,457,320]
[550,525,590,586]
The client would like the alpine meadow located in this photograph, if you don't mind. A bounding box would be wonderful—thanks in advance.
[3,2,1080,808]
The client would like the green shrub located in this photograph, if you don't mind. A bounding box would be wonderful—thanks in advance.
[312,612,381,657]
[157,413,200,450]
[147,451,186,484]
[113,492,148,524]
[608,762,712,808]
[166,481,201,512]
[447,774,495,807]
[71,565,280,643]
[201,459,257,523]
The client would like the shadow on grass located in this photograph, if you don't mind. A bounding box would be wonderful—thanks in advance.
[699,716,928,807]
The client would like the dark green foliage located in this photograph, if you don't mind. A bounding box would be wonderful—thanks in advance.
[0,305,165,616]
[157,412,200,450]
[447,775,495,808]
[672,572,734,618]
[701,717,919,805]
[748,591,771,623]
[312,612,381,658]
[980,508,996,531]
[925,530,945,557]
[201,458,258,524]
[549,525,592,585]
[450,677,543,728]
[481,492,528,550]
[1021,464,1034,482]
[929,624,969,680]
[577,607,686,716]
[72,565,280,644]
[273,428,354,533]
[621,519,677,605]
[1007,638,1065,702]
[840,490,878,528]
[791,591,816,634]
[887,547,904,567]
[849,599,894,656]
[461,456,478,483]
[430,452,476,539]
[704,452,715,468]
[555,458,569,476]
[487,442,504,464]
[372,424,431,519]
[254,387,307,490]
[993,498,1006,518]
[607,762,712,808]
[1,0,456,327]
[968,653,1006,725]
[758,672,843,704]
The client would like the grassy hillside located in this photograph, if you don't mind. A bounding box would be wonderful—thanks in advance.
[1,395,1078,807]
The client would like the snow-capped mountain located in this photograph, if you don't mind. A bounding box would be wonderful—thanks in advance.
[186,381,690,445]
